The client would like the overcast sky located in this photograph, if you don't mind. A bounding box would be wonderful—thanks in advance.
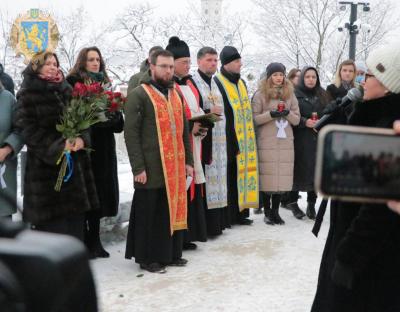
[3,0,398,25]
[2,0,250,24]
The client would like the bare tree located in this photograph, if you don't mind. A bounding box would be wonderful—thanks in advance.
[252,0,400,84]
[253,0,339,74]
[55,6,96,73]
[0,9,11,67]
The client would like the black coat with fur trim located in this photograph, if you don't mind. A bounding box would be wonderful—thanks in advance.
[311,93,400,312]
[67,74,124,217]
[15,74,99,224]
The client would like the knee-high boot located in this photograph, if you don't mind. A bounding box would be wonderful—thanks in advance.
[271,194,285,225]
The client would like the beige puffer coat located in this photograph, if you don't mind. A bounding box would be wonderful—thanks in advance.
[251,91,300,192]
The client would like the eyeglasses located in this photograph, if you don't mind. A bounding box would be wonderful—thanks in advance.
[365,73,375,81]
[155,64,174,70]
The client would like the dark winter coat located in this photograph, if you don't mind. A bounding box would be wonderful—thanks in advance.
[292,66,328,191]
[0,84,24,216]
[67,74,124,217]
[127,60,149,95]
[324,83,356,125]
[124,74,193,189]
[326,83,349,101]
[311,93,400,312]
[15,74,99,224]
[0,63,15,95]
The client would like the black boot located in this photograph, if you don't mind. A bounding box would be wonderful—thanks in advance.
[280,192,291,209]
[306,202,316,220]
[85,214,110,259]
[255,191,264,214]
[271,194,285,225]
[263,194,274,225]
[288,202,305,220]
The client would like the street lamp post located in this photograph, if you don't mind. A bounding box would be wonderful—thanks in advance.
[338,1,371,60]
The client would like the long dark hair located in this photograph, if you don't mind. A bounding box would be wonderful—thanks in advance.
[68,46,109,82]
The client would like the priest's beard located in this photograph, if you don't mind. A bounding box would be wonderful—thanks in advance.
[154,76,172,88]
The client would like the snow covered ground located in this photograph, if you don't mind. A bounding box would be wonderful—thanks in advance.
[15,156,328,311]
[91,189,329,312]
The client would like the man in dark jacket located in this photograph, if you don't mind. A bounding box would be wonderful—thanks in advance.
[127,45,163,94]
[124,49,194,273]
[0,63,15,95]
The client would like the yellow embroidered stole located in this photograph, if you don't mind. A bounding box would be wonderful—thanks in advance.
[216,74,259,210]
[142,84,187,234]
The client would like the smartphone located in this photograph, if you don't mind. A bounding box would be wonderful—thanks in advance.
[315,125,400,203]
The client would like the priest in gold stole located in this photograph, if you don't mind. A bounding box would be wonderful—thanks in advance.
[214,46,259,225]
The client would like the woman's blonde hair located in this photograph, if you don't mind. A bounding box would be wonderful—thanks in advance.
[334,59,356,88]
[258,76,293,102]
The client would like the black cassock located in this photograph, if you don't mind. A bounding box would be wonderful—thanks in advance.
[125,188,183,264]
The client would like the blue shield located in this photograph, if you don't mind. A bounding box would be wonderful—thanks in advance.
[21,21,49,53]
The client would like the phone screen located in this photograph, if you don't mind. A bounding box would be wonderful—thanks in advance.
[321,130,400,200]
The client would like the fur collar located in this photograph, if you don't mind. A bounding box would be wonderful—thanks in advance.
[17,74,71,99]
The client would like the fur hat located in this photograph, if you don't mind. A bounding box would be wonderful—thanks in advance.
[220,46,241,66]
[165,36,190,60]
[266,62,286,79]
[366,41,400,93]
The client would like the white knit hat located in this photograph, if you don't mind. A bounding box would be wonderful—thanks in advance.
[366,41,400,93]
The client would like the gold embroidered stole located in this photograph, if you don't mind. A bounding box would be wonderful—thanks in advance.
[216,74,259,210]
[142,84,187,234]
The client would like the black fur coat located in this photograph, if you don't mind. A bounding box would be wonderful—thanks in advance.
[15,74,99,224]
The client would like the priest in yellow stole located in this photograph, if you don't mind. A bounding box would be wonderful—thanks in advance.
[214,46,259,226]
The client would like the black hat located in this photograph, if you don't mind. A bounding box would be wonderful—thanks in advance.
[220,46,241,66]
[165,36,190,60]
[266,62,286,79]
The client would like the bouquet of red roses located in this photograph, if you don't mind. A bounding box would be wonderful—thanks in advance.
[104,90,126,113]
[54,81,109,191]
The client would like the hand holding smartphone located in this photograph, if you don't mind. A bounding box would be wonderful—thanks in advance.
[315,125,400,203]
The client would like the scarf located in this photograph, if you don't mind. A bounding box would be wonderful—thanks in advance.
[38,69,64,84]
[88,71,105,82]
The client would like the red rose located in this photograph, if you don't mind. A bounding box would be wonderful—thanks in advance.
[73,82,88,97]
[87,82,103,95]
[113,92,122,98]
[109,101,119,112]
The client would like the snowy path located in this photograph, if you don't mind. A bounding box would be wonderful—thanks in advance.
[91,196,329,312]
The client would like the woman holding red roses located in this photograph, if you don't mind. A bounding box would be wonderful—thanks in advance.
[15,51,99,239]
[67,47,124,259]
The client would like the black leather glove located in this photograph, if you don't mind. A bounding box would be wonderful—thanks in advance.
[281,109,290,117]
[270,110,282,118]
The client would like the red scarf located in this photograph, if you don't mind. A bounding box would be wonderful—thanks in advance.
[38,69,64,84]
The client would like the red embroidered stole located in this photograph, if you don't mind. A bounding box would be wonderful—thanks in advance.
[175,81,204,201]
[142,84,187,234]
